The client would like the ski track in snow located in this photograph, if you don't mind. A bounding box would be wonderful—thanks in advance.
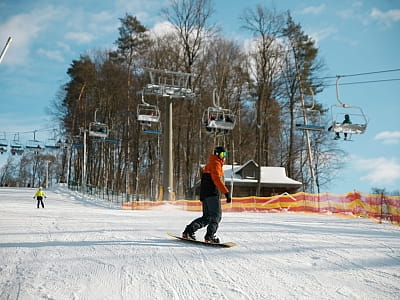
[0,186,399,300]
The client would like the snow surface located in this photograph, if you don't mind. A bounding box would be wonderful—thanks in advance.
[0,186,399,300]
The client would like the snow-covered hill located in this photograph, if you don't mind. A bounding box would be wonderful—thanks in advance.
[0,186,399,300]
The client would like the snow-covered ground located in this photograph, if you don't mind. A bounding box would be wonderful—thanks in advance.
[0,186,399,300]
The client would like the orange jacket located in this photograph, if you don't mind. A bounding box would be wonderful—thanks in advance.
[202,154,229,195]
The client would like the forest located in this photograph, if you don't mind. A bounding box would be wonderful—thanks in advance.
[0,0,346,199]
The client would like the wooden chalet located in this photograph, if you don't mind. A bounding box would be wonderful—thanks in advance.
[194,160,302,198]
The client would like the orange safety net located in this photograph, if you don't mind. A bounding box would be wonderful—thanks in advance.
[122,191,400,225]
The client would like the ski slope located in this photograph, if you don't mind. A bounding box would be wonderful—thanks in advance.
[0,186,399,300]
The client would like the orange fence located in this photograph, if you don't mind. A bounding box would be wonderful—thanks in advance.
[122,191,400,225]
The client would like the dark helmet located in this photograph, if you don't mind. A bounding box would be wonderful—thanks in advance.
[214,146,227,159]
[345,114,350,119]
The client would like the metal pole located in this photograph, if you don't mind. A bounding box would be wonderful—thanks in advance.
[163,97,173,200]
[83,129,87,192]
[66,140,71,187]
[45,161,49,188]
[295,61,315,194]
[0,37,12,64]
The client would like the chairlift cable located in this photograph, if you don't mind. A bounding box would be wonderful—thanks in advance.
[339,68,400,78]
[324,78,400,86]
[316,67,400,80]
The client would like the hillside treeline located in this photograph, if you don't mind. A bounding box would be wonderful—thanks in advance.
[2,1,345,198]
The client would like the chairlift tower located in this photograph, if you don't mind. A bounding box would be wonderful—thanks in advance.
[142,68,195,200]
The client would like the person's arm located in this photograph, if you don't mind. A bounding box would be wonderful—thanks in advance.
[209,162,229,194]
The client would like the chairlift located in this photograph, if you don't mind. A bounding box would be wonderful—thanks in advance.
[295,88,325,131]
[26,131,44,153]
[137,92,160,124]
[104,137,120,143]
[141,121,162,135]
[72,136,83,148]
[45,131,62,149]
[143,68,196,99]
[0,134,8,154]
[329,76,368,139]
[88,109,109,138]
[203,89,236,136]
[10,134,24,155]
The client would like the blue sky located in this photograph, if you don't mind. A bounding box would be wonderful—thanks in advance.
[0,0,399,194]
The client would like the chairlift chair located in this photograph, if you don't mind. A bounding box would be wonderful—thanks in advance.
[88,122,109,138]
[295,88,325,131]
[330,105,368,135]
[203,107,236,136]
[140,116,162,135]
[137,92,161,134]
[0,134,8,154]
[71,136,83,148]
[26,141,44,152]
[330,76,368,139]
[88,109,109,138]
[10,134,24,155]
[202,89,236,136]
[142,68,195,99]
[295,108,325,131]
[26,131,44,153]
[137,104,160,124]
[142,124,161,135]
[45,138,62,149]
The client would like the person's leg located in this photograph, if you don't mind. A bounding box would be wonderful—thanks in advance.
[204,196,221,238]
[183,200,210,238]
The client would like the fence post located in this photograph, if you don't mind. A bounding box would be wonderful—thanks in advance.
[380,192,384,224]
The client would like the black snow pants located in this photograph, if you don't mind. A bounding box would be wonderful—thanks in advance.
[37,196,44,208]
[187,195,222,237]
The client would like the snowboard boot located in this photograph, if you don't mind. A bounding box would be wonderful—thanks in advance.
[204,234,220,244]
[182,226,196,240]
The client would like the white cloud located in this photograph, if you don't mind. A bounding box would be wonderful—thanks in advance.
[37,48,64,62]
[88,11,118,34]
[355,157,400,186]
[374,131,400,145]
[337,2,369,26]
[299,4,326,15]
[0,6,64,65]
[370,8,400,26]
[149,21,176,38]
[65,32,95,44]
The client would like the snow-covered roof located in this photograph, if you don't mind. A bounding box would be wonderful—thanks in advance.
[222,160,302,188]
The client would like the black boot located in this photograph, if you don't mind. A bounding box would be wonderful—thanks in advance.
[182,226,196,240]
[204,234,220,244]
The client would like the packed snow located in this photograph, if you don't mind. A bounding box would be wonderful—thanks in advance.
[0,186,399,300]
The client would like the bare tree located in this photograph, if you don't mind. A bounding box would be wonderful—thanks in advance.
[162,0,217,73]
[241,5,285,195]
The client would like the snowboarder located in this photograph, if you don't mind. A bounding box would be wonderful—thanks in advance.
[33,187,47,208]
[182,146,232,243]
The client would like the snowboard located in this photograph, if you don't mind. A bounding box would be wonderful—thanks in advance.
[167,232,236,248]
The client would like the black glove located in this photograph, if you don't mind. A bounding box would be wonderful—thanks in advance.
[225,193,232,203]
